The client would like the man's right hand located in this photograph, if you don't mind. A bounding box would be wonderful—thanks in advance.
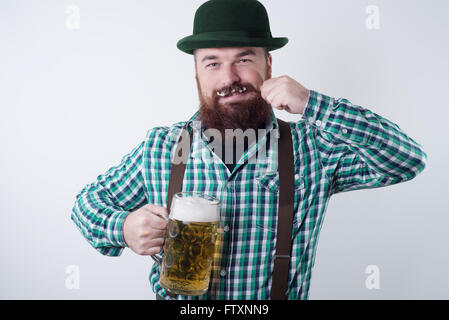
[123,204,168,256]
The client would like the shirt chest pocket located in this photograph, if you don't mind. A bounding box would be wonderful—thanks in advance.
[255,171,305,193]
[254,172,305,233]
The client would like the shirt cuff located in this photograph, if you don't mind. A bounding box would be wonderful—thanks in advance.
[302,90,379,146]
[105,210,130,248]
[302,90,334,128]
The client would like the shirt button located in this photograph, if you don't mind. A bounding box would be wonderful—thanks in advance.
[223,225,230,232]
[341,128,348,134]
[220,270,227,277]
[315,120,322,127]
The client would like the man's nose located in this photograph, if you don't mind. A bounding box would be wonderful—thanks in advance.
[220,64,241,87]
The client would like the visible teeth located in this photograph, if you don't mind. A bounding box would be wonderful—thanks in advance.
[238,87,247,94]
[217,86,247,97]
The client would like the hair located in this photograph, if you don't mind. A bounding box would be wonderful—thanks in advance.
[262,47,270,60]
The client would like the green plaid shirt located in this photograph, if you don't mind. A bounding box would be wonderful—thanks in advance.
[71,90,427,300]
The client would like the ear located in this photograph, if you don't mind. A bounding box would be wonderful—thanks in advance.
[266,54,273,79]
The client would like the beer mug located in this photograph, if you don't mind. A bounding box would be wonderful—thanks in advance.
[152,192,220,296]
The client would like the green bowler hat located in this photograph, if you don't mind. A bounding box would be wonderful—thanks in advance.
[177,0,288,54]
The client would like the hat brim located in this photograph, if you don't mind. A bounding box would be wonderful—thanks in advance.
[177,34,288,55]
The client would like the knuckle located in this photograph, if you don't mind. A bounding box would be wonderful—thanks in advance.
[141,215,152,226]
[138,230,149,239]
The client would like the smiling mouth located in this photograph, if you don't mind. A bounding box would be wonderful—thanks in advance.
[216,86,248,98]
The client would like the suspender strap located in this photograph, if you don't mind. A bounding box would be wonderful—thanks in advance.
[167,126,193,212]
[270,119,295,300]
[166,120,295,300]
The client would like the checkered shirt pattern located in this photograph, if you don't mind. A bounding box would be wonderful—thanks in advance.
[71,90,427,300]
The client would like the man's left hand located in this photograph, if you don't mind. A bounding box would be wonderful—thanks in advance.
[260,75,310,114]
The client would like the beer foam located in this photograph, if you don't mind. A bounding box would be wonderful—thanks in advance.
[170,195,218,222]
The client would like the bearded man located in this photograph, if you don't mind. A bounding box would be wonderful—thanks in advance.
[71,0,427,300]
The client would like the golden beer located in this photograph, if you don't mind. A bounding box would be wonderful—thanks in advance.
[160,219,218,295]
[159,192,220,296]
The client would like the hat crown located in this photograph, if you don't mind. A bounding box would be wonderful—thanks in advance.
[193,0,272,36]
[176,0,288,54]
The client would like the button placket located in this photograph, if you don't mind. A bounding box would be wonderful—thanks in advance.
[221,181,235,288]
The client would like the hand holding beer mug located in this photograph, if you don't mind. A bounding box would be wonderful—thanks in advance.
[152,192,220,296]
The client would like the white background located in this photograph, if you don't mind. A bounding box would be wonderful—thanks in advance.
[0,0,448,299]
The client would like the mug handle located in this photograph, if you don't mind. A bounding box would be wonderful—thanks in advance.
[151,254,162,265]
[150,211,169,265]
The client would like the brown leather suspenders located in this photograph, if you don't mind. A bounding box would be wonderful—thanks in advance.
[166,119,294,300]
[166,128,193,213]
[270,119,294,300]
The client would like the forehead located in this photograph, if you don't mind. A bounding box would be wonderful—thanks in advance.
[195,47,264,60]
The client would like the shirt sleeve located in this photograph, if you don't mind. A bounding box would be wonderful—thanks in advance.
[302,90,427,194]
[71,139,147,256]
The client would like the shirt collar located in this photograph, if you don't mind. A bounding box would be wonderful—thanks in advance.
[184,108,279,174]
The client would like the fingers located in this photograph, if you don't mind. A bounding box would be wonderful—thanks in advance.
[140,205,168,254]
[148,213,168,230]
[145,203,169,218]
[146,246,163,256]
[137,238,165,256]
[260,75,306,114]
[124,203,170,256]
[141,204,168,230]
[149,229,165,239]
[266,89,284,108]
[260,78,278,102]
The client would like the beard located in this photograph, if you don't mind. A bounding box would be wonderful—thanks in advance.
[196,75,272,137]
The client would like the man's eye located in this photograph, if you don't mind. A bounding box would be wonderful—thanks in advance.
[207,63,218,68]
[239,59,250,63]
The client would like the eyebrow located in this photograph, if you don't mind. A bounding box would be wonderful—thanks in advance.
[200,49,257,64]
